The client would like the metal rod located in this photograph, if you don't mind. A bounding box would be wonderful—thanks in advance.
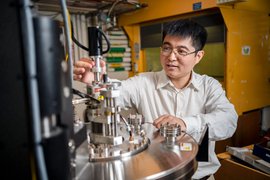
[102,123,106,136]
[59,0,74,88]
[114,113,118,137]
[19,0,48,179]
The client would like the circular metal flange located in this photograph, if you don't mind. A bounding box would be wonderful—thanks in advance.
[88,132,150,162]
[160,123,181,142]
[128,114,145,126]
[106,82,121,89]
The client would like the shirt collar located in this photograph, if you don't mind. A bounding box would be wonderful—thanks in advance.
[156,69,201,91]
[188,70,201,91]
[156,69,170,89]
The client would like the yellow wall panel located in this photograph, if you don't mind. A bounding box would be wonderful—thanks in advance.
[123,25,145,77]
[221,7,270,115]
[118,0,217,26]
[232,0,270,14]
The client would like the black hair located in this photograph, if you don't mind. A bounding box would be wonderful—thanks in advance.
[162,19,208,51]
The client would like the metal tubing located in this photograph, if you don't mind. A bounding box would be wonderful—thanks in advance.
[93,56,101,84]
[111,115,115,136]
[59,0,73,88]
[114,113,118,137]
[19,0,48,179]
[102,124,106,136]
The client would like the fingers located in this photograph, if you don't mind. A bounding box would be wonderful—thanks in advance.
[153,115,185,130]
[73,67,85,75]
[74,59,106,71]
[80,57,95,65]
[72,58,107,84]
[73,74,82,81]
[153,114,169,129]
[74,60,93,69]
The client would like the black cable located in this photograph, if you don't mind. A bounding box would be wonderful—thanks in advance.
[96,28,111,54]
[119,114,128,126]
[71,21,89,51]
[72,88,100,103]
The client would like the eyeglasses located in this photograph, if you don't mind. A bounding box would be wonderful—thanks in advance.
[160,46,201,57]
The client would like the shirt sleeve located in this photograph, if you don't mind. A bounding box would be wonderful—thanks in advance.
[181,79,238,141]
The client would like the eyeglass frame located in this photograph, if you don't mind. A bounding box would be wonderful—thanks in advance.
[160,46,202,57]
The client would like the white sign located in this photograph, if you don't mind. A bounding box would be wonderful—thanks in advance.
[242,46,250,55]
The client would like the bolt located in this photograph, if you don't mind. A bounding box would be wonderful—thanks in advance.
[68,139,75,154]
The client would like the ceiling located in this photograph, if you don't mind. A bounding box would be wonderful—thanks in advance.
[34,0,148,17]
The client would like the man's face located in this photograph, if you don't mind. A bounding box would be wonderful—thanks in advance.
[160,35,204,81]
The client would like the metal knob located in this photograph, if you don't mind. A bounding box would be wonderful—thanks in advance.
[160,123,181,142]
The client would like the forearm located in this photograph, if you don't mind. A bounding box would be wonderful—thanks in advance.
[182,103,238,141]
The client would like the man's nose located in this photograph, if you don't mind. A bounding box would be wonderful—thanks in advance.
[168,50,177,60]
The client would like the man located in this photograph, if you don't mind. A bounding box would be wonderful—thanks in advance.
[73,19,238,180]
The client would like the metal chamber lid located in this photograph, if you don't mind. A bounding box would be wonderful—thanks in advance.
[76,124,198,180]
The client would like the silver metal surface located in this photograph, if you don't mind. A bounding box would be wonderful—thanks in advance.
[160,123,181,142]
[100,89,120,98]
[128,114,145,125]
[106,82,121,88]
[90,133,123,145]
[72,98,89,105]
[41,114,57,138]
[76,124,198,180]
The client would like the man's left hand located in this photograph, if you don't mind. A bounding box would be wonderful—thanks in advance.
[153,114,186,132]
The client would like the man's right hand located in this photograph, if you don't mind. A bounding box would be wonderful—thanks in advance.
[73,57,106,85]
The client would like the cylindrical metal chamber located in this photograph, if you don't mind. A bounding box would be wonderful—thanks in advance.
[75,124,198,180]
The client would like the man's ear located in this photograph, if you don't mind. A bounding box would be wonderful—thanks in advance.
[195,50,204,64]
